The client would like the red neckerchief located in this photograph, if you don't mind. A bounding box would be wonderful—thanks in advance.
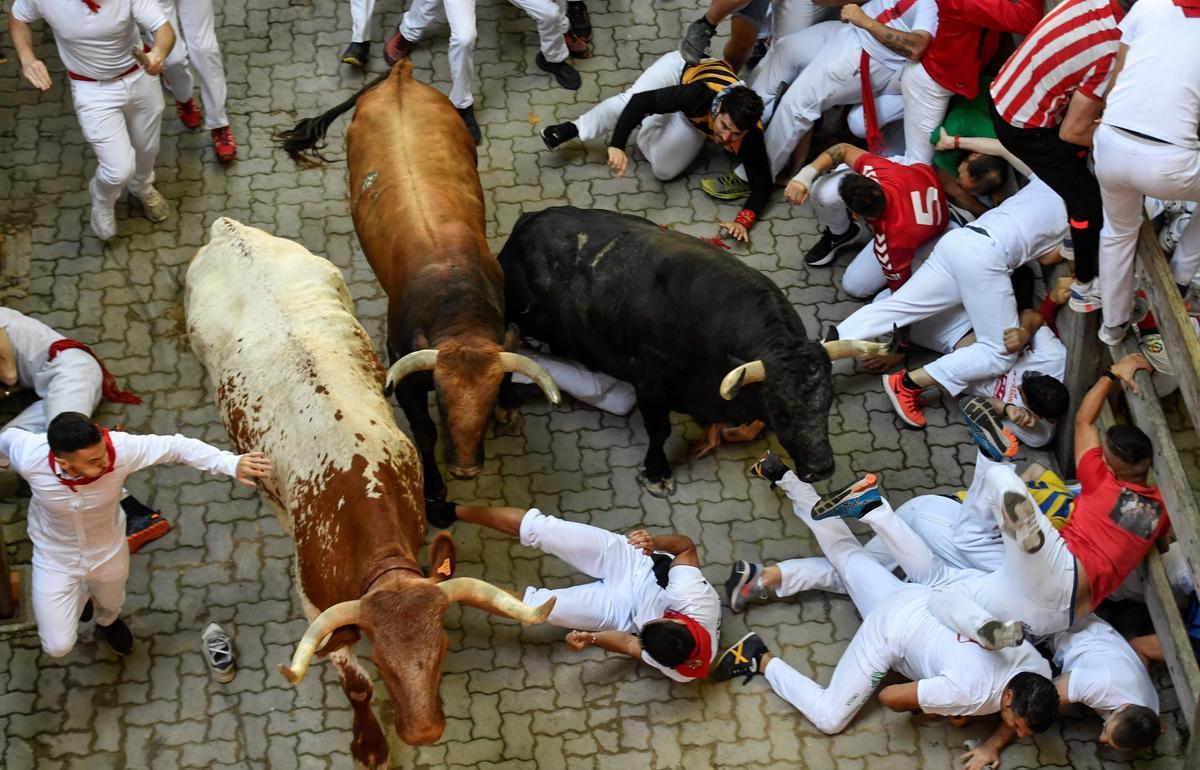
[1174,0,1200,17]
[82,0,100,12]
[49,428,116,490]
[48,339,142,405]
[663,610,712,679]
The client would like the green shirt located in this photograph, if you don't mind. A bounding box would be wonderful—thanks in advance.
[931,84,996,177]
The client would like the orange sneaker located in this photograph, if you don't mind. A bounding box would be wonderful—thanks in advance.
[176,98,203,130]
[212,126,237,163]
[882,371,926,428]
[126,510,170,553]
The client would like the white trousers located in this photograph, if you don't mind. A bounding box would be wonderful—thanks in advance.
[869,288,972,355]
[515,348,636,415]
[160,0,230,130]
[770,0,837,39]
[71,71,163,211]
[400,0,567,109]
[847,93,904,139]
[351,0,379,42]
[836,227,1018,395]
[1094,124,1200,329]
[761,26,898,176]
[898,60,951,165]
[575,51,706,181]
[930,460,1077,640]
[4,349,103,438]
[519,509,653,632]
[747,20,837,124]
[32,544,130,657]
[766,474,909,733]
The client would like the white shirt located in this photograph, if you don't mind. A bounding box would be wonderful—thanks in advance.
[11,0,168,80]
[1103,0,1200,149]
[974,177,1069,270]
[1054,615,1159,718]
[857,0,940,70]
[967,326,1067,448]
[0,428,240,572]
[634,564,721,682]
[0,307,64,393]
[886,588,1052,715]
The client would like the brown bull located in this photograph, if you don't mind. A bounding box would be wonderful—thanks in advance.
[276,61,559,507]
[186,219,554,764]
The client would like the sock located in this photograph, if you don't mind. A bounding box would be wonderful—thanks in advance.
[900,372,920,391]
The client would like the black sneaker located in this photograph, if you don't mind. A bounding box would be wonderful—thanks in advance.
[536,53,581,90]
[679,17,716,65]
[711,632,770,683]
[425,496,458,529]
[804,222,862,267]
[749,452,791,488]
[541,121,579,150]
[97,617,134,656]
[202,623,237,683]
[341,41,370,67]
[566,1,592,39]
[725,561,770,613]
[458,106,482,145]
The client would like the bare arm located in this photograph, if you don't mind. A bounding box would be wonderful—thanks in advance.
[879,682,920,711]
[141,22,176,76]
[1058,90,1105,148]
[565,629,643,660]
[1074,353,1153,465]
[785,143,868,204]
[842,4,931,61]
[960,722,1016,770]
[627,530,700,567]
[951,133,1033,178]
[9,15,52,91]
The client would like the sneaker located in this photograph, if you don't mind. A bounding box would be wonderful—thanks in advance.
[541,121,579,150]
[201,623,237,683]
[425,496,458,529]
[341,41,370,67]
[1067,277,1102,313]
[679,17,716,66]
[175,98,203,130]
[457,105,482,145]
[125,507,170,554]
[725,561,771,613]
[749,451,791,487]
[97,617,134,656]
[564,31,591,58]
[383,29,416,66]
[1098,322,1130,347]
[804,222,862,268]
[1139,333,1173,375]
[211,126,237,163]
[536,53,581,90]
[960,396,1019,462]
[745,39,769,71]
[90,200,117,242]
[976,618,1025,650]
[812,474,881,521]
[566,1,592,39]
[1001,487,1044,553]
[711,632,769,683]
[701,172,752,201]
[882,371,926,428]
[132,187,169,223]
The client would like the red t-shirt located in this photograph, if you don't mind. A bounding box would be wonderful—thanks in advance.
[852,154,948,293]
[1060,447,1170,606]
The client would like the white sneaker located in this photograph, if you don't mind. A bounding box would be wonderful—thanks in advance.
[90,201,117,241]
[1067,278,1102,313]
[976,618,1026,650]
[133,187,169,223]
[1139,333,1173,375]
[201,622,237,683]
[1098,322,1130,346]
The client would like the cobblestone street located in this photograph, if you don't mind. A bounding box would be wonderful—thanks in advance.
[0,0,1191,767]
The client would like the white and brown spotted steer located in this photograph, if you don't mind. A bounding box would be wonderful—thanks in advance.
[185,218,553,765]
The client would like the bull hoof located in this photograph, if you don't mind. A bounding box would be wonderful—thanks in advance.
[638,472,676,498]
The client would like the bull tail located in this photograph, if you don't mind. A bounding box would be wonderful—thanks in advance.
[274,70,392,163]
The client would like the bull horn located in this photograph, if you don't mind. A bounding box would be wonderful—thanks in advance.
[437,577,557,625]
[498,352,562,405]
[822,339,890,361]
[384,350,439,394]
[277,600,362,684]
[719,360,766,401]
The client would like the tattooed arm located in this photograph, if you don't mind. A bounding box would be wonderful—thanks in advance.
[841,4,932,61]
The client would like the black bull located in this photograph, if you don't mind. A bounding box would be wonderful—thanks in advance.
[498,206,848,495]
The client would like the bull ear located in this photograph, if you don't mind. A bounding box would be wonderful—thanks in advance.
[428,532,457,582]
[412,328,430,348]
[503,323,521,351]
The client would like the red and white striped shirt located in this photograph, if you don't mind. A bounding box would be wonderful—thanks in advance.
[990,0,1126,129]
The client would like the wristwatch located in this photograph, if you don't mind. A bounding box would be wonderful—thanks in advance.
[1102,368,1119,383]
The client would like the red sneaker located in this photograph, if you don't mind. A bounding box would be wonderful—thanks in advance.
[882,371,926,428]
[212,126,237,163]
[564,31,590,58]
[127,510,170,554]
[176,98,203,130]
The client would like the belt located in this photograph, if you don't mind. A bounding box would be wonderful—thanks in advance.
[965,224,990,237]
[1111,125,1169,145]
[68,63,140,83]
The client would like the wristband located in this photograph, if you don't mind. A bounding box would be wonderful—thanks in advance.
[953,135,961,150]
[793,165,819,189]
[1102,368,1119,383]
[734,209,756,229]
